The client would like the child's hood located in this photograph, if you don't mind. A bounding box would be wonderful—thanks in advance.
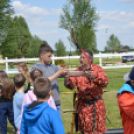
[117,83,134,95]
[23,101,48,121]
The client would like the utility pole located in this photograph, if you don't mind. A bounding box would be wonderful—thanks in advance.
[105,28,108,60]
[105,28,108,45]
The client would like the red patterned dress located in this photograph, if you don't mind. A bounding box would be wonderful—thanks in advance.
[65,64,108,134]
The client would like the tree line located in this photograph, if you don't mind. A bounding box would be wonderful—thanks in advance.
[0,0,131,59]
[0,0,49,58]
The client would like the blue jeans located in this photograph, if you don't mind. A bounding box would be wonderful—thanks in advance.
[0,101,16,134]
[56,105,62,117]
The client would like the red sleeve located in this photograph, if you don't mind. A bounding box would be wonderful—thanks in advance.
[92,66,108,87]
[118,92,134,120]
[64,77,77,90]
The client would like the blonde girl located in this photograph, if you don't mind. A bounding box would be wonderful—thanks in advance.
[17,62,30,93]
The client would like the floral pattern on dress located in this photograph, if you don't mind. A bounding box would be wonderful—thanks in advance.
[65,64,108,134]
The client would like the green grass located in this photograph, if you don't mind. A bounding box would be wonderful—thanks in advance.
[102,57,122,62]
[5,63,131,133]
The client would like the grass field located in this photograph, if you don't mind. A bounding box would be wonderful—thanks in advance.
[1,58,132,133]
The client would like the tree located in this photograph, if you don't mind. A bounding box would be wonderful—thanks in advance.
[42,40,48,45]
[27,35,43,58]
[59,0,99,52]
[104,46,109,52]
[55,39,66,56]
[1,16,31,58]
[0,0,14,43]
[121,45,130,50]
[105,34,121,53]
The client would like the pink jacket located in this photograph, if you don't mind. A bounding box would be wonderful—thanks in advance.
[17,90,56,134]
[21,90,56,114]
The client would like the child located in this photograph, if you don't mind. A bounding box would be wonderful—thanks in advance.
[17,69,66,133]
[117,67,134,134]
[31,44,64,115]
[17,62,30,93]
[13,74,26,131]
[21,69,57,113]
[0,70,16,134]
[21,77,65,134]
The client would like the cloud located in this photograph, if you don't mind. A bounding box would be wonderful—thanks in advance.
[12,1,62,22]
[29,21,59,27]
[32,30,58,36]
[12,1,49,20]
[98,25,114,30]
[50,8,62,15]
[96,9,134,50]
[98,10,134,32]
[117,0,134,4]
[123,22,134,29]
[99,10,134,23]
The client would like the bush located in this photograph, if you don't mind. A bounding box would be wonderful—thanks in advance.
[9,62,14,68]
[50,59,65,65]
[0,63,6,65]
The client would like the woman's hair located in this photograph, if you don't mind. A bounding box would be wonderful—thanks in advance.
[0,70,15,99]
[30,69,43,81]
[18,62,30,79]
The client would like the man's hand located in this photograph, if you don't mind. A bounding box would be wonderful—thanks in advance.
[58,67,68,76]
[85,71,95,79]
[64,71,70,84]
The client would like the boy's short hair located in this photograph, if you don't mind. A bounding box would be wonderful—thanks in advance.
[14,73,26,88]
[30,69,43,81]
[34,77,51,99]
[39,44,53,56]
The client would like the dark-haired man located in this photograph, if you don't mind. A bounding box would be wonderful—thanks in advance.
[21,77,65,134]
[31,44,66,116]
[64,50,108,134]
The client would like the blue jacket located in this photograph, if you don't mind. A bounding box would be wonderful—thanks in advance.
[21,101,65,134]
[117,84,134,95]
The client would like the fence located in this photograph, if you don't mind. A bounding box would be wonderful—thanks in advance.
[0,52,134,74]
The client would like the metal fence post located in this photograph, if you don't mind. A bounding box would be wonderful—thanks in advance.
[5,57,8,73]
[99,52,102,66]
[52,55,55,64]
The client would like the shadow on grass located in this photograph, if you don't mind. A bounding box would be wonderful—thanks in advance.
[65,131,81,134]
[66,132,71,134]
[6,127,15,134]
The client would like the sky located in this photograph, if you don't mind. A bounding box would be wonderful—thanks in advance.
[11,0,134,51]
